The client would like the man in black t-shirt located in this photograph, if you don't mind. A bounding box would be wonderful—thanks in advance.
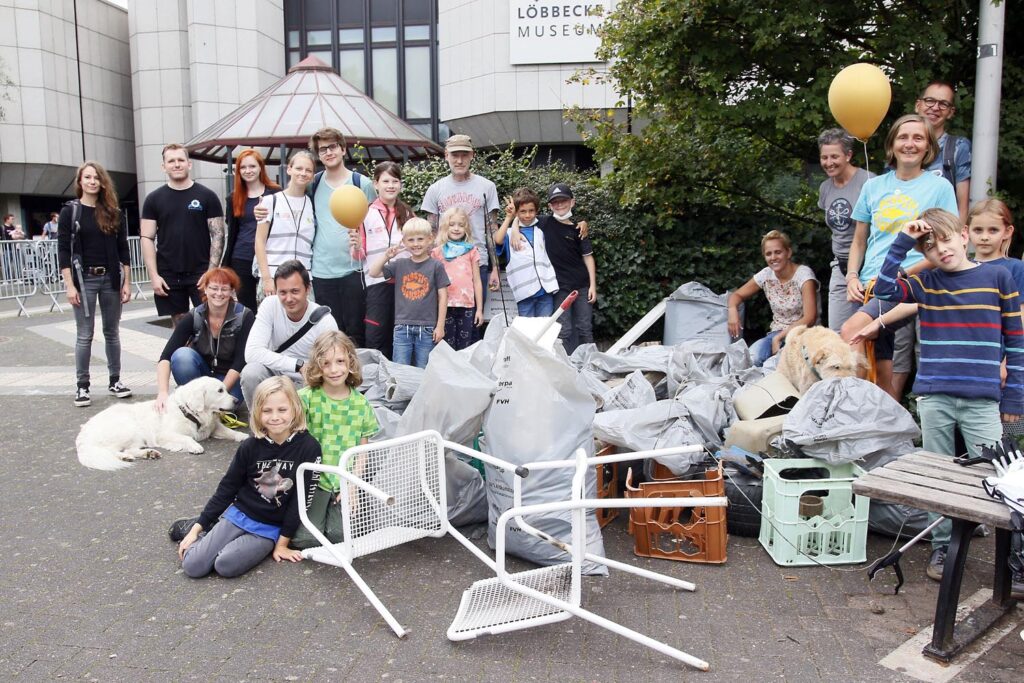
[140,143,225,324]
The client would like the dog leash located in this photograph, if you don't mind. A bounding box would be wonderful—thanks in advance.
[862,280,878,384]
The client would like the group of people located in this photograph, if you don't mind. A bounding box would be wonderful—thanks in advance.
[730,81,1023,589]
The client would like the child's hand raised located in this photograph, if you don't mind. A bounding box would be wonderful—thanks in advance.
[901,219,933,240]
[504,195,515,216]
[385,245,403,260]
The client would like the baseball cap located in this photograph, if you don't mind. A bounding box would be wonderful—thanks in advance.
[445,134,474,152]
[548,183,574,202]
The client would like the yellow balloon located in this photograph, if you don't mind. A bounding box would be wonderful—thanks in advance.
[329,185,369,230]
[828,63,892,141]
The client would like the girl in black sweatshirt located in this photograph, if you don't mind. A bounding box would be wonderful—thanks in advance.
[177,376,322,578]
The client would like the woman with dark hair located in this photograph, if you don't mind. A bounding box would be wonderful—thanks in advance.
[58,161,132,407]
[155,266,255,413]
[225,149,279,311]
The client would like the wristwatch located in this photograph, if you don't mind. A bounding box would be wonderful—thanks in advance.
[295,359,305,372]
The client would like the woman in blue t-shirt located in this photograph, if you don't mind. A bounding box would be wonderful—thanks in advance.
[841,114,958,400]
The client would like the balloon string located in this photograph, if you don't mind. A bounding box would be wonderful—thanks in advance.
[862,140,870,174]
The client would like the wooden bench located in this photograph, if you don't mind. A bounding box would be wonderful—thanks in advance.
[852,450,1018,662]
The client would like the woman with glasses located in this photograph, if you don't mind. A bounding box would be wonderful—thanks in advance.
[154,267,255,412]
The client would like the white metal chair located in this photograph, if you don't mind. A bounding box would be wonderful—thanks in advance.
[296,430,527,638]
[447,445,726,672]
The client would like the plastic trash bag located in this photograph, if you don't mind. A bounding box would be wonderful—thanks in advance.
[462,313,507,376]
[602,370,657,412]
[782,377,920,465]
[482,328,608,575]
[446,453,489,526]
[663,282,733,347]
[666,339,750,394]
[676,381,735,448]
[593,398,705,475]
[370,405,402,442]
[398,342,496,445]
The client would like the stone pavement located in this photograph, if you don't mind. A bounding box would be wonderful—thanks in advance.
[0,299,1021,681]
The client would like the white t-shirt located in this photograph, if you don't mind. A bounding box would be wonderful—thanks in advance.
[420,174,499,266]
[753,264,818,331]
[258,192,315,274]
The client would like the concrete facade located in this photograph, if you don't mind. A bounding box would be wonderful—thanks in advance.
[0,0,134,213]
[128,0,285,201]
[438,0,621,147]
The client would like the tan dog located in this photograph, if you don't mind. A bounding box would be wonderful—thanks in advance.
[776,325,862,393]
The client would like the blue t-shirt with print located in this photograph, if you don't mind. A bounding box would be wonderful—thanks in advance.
[311,172,376,279]
[851,170,958,283]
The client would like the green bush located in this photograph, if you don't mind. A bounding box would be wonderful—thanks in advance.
[367,146,833,343]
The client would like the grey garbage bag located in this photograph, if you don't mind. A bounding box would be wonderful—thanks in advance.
[583,345,674,379]
[482,328,607,575]
[379,359,424,407]
[602,370,657,412]
[676,380,735,448]
[592,398,705,474]
[666,339,750,394]
[462,313,507,376]
[398,342,496,444]
[782,377,920,465]
[577,368,612,410]
[395,342,495,524]
[370,405,403,442]
[663,282,733,346]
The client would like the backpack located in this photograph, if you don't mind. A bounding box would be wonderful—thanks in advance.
[309,170,364,210]
[941,135,960,188]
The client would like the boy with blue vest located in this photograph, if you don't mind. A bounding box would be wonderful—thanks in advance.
[873,207,1024,581]
[493,187,559,317]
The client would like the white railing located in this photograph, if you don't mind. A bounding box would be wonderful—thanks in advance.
[0,236,149,316]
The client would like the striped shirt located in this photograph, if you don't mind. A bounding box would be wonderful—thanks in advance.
[874,232,1024,414]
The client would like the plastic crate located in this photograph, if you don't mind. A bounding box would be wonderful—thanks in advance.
[625,464,727,564]
[595,443,619,528]
[758,458,869,567]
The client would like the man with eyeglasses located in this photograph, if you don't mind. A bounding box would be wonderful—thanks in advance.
[915,81,971,223]
[305,127,376,345]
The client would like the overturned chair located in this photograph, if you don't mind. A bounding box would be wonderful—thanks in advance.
[297,431,726,671]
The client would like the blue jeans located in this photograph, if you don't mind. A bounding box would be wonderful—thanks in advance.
[516,293,554,317]
[554,287,593,354]
[170,347,243,403]
[918,393,1003,549]
[749,330,782,367]
[393,324,435,368]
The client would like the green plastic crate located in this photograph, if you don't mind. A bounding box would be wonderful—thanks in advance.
[758,458,869,566]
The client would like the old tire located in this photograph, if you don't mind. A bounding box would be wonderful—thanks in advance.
[725,470,763,538]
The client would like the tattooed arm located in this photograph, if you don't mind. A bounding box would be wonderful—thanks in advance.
[208,216,225,268]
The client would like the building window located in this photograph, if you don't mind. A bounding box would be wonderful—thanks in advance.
[283,0,439,140]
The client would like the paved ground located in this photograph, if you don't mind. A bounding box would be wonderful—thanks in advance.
[0,293,1022,681]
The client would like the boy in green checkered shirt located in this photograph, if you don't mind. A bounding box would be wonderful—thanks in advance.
[291,331,378,549]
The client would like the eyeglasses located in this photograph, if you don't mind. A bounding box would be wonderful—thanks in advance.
[317,142,341,155]
[919,97,953,111]
[206,285,233,294]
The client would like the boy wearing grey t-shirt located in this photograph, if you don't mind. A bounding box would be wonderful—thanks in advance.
[368,218,450,369]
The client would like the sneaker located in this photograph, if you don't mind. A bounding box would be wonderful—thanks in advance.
[927,547,947,582]
[108,380,132,399]
[74,387,91,407]
[168,517,200,543]
[1012,570,1024,600]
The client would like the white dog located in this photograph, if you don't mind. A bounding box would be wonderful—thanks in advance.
[776,324,863,394]
[76,377,247,471]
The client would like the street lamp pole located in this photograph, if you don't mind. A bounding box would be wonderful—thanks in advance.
[970,0,1005,202]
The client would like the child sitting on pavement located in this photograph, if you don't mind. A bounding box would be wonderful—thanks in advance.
[367,218,450,368]
[493,188,560,318]
[290,330,378,550]
[872,207,1024,582]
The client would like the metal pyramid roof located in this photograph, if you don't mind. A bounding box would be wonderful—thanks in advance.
[185,55,441,163]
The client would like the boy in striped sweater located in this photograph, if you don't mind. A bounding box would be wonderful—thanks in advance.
[874,207,1024,581]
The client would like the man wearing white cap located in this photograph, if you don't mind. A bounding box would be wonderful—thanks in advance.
[421,134,501,301]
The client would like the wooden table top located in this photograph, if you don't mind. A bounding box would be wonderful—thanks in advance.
[851,450,1013,529]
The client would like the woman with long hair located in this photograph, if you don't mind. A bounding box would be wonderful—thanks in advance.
[225,149,279,310]
[58,161,132,407]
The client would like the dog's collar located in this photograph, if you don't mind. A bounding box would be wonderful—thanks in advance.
[801,345,823,382]
[178,402,203,429]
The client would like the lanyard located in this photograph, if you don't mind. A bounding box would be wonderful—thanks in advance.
[283,193,308,256]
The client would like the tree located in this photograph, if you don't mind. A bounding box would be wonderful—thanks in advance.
[575,0,994,223]
[0,57,14,121]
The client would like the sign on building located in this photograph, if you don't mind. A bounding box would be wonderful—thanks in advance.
[508,1,613,65]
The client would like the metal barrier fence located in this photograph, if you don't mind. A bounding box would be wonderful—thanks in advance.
[0,237,149,316]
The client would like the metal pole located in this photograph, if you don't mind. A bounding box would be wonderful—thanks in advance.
[970,0,1005,203]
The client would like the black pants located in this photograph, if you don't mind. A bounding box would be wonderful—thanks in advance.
[365,282,394,359]
[231,257,258,313]
[313,272,366,347]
